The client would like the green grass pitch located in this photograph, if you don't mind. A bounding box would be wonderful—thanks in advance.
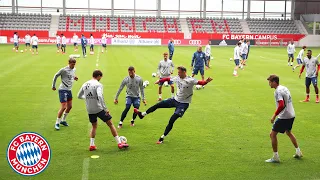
[0,44,320,180]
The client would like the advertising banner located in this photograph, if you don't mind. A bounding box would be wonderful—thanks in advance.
[111,38,161,46]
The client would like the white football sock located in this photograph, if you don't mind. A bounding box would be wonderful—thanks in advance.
[90,138,95,146]
[56,118,61,124]
[160,135,165,138]
[115,136,121,144]
[62,113,68,121]
[119,121,123,125]
[142,112,147,116]
[273,152,279,157]
[159,94,162,98]
[295,147,301,153]
[233,70,237,75]
[171,93,175,98]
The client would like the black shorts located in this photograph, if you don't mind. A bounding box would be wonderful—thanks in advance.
[88,110,112,123]
[272,117,295,133]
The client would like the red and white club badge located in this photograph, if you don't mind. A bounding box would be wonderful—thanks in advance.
[7,132,51,176]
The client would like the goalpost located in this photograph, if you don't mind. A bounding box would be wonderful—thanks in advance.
[255,38,294,47]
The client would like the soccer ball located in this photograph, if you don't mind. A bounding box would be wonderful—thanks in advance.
[152,73,157,77]
[143,80,149,88]
[20,50,24,53]
[119,136,127,144]
[195,85,202,90]
[229,58,233,61]
[164,81,169,87]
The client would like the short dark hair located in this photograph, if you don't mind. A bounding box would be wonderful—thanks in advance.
[68,58,76,64]
[61,33,64,36]
[244,39,247,43]
[177,66,187,72]
[307,49,312,53]
[237,42,241,46]
[93,70,103,78]
[128,66,135,71]
[267,74,279,84]
[302,46,307,49]
[34,34,36,36]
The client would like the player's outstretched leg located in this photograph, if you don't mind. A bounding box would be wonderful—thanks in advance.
[285,131,302,158]
[118,104,131,128]
[134,99,175,119]
[265,131,280,163]
[157,113,180,144]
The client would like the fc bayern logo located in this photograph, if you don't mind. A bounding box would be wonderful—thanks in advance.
[7,132,51,176]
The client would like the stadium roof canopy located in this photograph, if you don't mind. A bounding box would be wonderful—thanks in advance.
[0,0,319,20]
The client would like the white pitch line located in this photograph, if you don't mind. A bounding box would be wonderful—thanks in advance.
[81,158,90,180]
[81,47,101,180]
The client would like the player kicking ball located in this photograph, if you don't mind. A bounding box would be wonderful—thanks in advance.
[133,66,213,144]
[266,75,302,163]
[78,70,129,151]
[52,58,78,130]
[299,50,320,103]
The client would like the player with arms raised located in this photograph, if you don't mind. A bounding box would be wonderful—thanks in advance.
[299,50,320,103]
[157,52,175,101]
[266,75,302,163]
[134,66,213,144]
[77,70,129,151]
[52,58,78,130]
[114,66,146,128]
[287,41,295,66]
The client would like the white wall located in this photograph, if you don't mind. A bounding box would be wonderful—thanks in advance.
[298,35,320,47]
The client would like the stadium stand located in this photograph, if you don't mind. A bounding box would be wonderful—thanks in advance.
[58,15,182,33]
[247,18,300,34]
[186,17,243,33]
[0,13,51,30]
